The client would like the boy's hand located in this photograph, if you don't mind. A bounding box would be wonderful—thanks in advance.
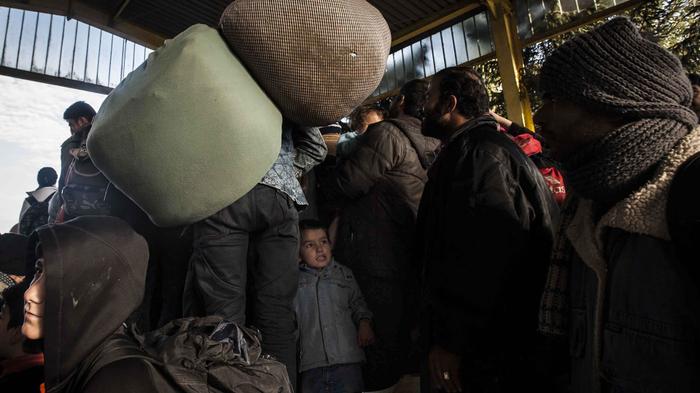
[358,319,375,347]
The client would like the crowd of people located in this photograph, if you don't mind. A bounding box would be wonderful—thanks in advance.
[1,15,700,393]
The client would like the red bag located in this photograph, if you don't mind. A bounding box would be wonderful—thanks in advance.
[501,127,567,205]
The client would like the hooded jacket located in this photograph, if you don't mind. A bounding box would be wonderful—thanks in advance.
[27,216,175,393]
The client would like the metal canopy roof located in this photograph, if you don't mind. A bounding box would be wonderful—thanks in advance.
[0,0,479,48]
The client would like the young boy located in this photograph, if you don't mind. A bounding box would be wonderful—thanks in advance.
[295,220,375,393]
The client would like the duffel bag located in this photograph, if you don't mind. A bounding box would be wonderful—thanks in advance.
[88,24,283,227]
[219,0,391,126]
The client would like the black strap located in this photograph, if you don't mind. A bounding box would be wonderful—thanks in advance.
[667,151,700,265]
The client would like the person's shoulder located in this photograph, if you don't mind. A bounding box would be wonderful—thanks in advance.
[467,126,527,163]
[364,118,412,139]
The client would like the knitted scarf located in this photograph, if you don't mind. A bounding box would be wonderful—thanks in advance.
[562,117,694,204]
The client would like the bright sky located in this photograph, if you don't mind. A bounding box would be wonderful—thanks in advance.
[0,74,106,232]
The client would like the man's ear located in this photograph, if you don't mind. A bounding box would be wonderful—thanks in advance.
[446,95,458,114]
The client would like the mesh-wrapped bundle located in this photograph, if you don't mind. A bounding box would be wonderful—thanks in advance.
[220,0,391,126]
[87,24,282,227]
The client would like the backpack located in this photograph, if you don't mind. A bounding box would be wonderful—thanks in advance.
[77,316,293,393]
[667,151,700,265]
[19,193,54,236]
[61,154,111,219]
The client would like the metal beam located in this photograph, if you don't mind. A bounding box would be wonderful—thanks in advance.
[110,0,132,26]
[0,65,113,94]
[391,2,482,49]
[486,0,534,130]
[0,0,164,48]
[521,0,641,46]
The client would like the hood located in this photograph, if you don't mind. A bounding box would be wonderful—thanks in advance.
[27,216,148,389]
[387,115,441,169]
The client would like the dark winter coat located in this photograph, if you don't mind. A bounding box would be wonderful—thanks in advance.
[566,128,700,393]
[333,115,440,389]
[334,115,440,278]
[417,116,559,388]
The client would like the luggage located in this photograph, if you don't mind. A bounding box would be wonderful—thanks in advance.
[134,316,293,393]
[219,0,391,126]
[83,317,294,393]
[61,156,111,219]
[88,24,283,227]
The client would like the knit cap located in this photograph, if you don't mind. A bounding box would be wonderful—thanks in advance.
[540,17,697,129]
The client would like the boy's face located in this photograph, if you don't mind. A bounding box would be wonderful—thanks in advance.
[299,228,332,269]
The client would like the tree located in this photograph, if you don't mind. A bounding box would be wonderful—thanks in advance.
[493,0,699,117]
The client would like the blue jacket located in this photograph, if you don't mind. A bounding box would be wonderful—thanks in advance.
[294,259,372,372]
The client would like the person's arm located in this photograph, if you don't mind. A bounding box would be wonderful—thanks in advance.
[335,123,401,199]
[293,125,327,177]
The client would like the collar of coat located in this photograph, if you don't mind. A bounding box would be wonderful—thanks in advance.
[568,127,700,262]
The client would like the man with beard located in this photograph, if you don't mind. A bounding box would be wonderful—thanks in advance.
[417,66,559,392]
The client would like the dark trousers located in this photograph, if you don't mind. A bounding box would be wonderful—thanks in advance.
[301,363,364,393]
[184,184,300,386]
[355,274,408,391]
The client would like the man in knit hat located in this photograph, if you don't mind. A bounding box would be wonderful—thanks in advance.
[536,17,700,393]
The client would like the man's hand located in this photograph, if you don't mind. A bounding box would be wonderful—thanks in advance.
[429,345,462,393]
[357,319,375,347]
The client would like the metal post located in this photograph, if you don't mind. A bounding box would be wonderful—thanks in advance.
[15,9,25,66]
[1,9,11,66]
[486,0,534,130]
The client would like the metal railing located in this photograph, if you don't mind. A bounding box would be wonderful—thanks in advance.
[374,9,495,96]
[515,0,631,40]
[0,6,151,91]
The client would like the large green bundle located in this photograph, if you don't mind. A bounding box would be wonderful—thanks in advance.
[88,24,282,227]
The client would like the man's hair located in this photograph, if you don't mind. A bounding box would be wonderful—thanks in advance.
[37,167,57,188]
[63,101,96,121]
[399,79,429,118]
[350,105,385,130]
[299,219,328,236]
[2,280,27,329]
[434,66,490,119]
[688,73,700,87]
